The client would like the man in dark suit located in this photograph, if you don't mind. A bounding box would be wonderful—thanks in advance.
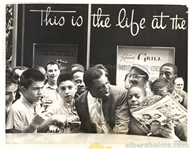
[75,67,130,134]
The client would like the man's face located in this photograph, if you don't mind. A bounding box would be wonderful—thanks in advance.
[6,83,18,107]
[129,68,147,87]
[127,87,145,109]
[159,66,176,84]
[73,72,86,95]
[46,64,60,83]
[22,81,44,104]
[89,75,109,99]
[174,78,184,90]
[58,80,77,103]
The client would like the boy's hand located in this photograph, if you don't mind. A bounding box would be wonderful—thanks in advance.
[31,114,45,128]
[31,111,53,128]
[46,115,67,133]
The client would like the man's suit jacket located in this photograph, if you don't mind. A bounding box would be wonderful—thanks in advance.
[75,85,130,134]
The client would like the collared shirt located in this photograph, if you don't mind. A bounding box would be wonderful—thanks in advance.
[43,83,60,103]
[47,97,79,123]
[6,96,41,132]
[87,92,97,119]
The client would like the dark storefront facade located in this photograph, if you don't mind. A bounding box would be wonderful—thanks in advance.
[9,4,188,91]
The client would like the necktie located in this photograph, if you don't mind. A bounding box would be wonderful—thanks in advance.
[90,98,112,133]
[90,98,102,133]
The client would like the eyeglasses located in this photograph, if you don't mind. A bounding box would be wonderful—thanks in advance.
[128,74,146,79]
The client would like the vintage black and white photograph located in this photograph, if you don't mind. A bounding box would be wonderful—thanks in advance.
[3,1,189,148]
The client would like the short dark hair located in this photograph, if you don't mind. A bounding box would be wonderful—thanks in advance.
[160,63,178,75]
[57,73,74,87]
[151,78,174,93]
[71,69,84,77]
[93,64,109,77]
[71,63,85,72]
[84,68,103,88]
[20,69,45,89]
[150,78,167,92]
[45,61,60,71]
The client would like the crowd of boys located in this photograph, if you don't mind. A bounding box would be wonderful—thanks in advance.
[5,60,188,141]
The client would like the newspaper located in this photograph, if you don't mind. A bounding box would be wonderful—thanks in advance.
[130,95,187,133]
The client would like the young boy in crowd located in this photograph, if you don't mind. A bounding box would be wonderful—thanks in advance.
[71,69,86,99]
[127,85,150,135]
[5,65,19,123]
[146,78,186,107]
[37,73,80,133]
[6,69,52,133]
[127,85,186,141]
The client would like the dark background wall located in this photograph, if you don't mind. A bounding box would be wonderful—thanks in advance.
[16,4,88,69]
[90,4,188,91]
[16,4,188,91]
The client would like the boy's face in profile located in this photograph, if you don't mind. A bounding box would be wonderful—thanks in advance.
[58,80,77,103]
[22,81,45,104]
[127,86,145,109]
